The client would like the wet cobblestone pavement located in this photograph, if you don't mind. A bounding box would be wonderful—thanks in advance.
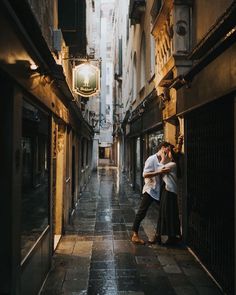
[41,168,222,295]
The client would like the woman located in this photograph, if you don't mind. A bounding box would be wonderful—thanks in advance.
[155,144,181,245]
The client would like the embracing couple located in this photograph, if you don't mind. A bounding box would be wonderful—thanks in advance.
[131,139,183,246]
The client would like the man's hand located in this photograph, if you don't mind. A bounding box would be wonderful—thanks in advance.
[160,166,170,174]
[143,165,171,178]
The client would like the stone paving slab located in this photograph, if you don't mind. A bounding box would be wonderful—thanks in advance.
[40,169,223,295]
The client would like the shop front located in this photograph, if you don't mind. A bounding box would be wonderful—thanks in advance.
[0,2,91,293]
[21,99,51,294]
[185,96,234,294]
[125,90,163,192]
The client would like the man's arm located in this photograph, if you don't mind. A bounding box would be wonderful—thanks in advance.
[143,167,170,178]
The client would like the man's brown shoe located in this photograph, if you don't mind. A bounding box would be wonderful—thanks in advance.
[131,234,145,245]
[148,234,161,244]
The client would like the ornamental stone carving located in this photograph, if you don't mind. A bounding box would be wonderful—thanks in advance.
[152,0,192,79]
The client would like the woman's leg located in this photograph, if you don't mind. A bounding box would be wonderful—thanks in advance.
[158,189,181,244]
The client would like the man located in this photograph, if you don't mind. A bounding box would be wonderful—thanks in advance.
[131,141,171,244]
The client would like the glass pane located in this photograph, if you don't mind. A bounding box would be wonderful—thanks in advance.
[135,137,141,187]
[148,130,164,155]
[21,100,49,260]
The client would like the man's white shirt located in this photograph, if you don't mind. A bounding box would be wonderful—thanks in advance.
[142,154,162,201]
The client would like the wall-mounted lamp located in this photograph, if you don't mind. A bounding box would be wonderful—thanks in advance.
[29,63,55,87]
[181,77,191,89]
[29,63,45,76]
[30,63,39,71]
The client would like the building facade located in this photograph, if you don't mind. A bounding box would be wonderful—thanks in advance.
[152,0,235,293]
[113,0,164,191]
[0,1,94,294]
[86,0,101,170]
[98,0,115,163]
[174,1,236,293]
[113,0,235,293]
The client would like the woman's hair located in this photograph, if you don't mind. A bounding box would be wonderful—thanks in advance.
[169,144,182,178]
[157,141,170,151]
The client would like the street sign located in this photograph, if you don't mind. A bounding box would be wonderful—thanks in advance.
[73,63,100,97]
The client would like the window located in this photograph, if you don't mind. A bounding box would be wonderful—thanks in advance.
[118,38,123,76]
[66,128,70,178]
[132,53,137,101]
[148,130,164,155]
[21,100,49,260]
[135,137,141,188]
[106,42,111,51]
[86,140,89,166]
[126,15,130,43]
[106,104,110,115]
[72,146,75,195]
[150,34,156,77]
[140,33,146,89]
[81,138,85,168]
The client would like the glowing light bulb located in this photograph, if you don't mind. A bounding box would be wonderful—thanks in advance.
[30,63,38,71]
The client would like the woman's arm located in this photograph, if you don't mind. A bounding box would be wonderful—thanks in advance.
[173,134,183,153]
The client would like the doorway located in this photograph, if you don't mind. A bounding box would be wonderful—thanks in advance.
[52,121,65,250]
[186,97,234,293]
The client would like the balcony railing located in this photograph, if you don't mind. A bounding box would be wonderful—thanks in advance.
[129,0,146,25]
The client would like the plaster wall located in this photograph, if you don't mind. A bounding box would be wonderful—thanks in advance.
[178,42,236,114]
[192,0,234,46]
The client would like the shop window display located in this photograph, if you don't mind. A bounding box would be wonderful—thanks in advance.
[135,137,141,188]
[148,130,164,155]
[21,100,49,260]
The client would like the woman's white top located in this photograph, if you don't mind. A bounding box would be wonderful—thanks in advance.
[142,154,162,201]
[160,161,177,194]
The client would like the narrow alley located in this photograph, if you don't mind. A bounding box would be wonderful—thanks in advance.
[0,1,235,294]
[41,167,221,295]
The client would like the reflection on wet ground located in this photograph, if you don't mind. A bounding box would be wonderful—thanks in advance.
[41,167,222,295]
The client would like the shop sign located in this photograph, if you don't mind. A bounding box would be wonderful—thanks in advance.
[73,63,100,97]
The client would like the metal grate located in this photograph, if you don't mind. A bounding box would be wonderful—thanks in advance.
[186,97,234,294]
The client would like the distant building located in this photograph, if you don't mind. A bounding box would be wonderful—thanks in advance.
[98,0,115,163]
